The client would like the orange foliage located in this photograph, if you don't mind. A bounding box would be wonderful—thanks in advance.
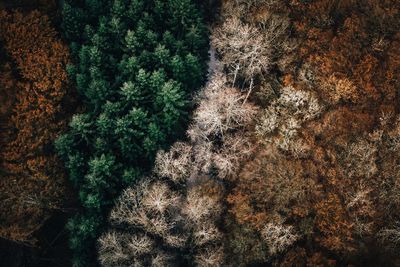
[0,10,70,244]
[0,62,15,128]
[227,1,400,264]
[291,0,400,105]
[314,193,354,253]
[305,107,376,146]
[227,146,319,230]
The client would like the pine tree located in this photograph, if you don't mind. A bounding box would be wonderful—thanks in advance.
[59,0,209,265]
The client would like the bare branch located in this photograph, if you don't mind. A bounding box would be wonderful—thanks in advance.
[261,222,299,255]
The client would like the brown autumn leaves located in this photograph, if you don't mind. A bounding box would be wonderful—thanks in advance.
[0,9,71,243]
[1,0,400,266]
[222,0,400,265]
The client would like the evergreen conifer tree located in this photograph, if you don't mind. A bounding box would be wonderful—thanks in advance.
[58,0,209,265]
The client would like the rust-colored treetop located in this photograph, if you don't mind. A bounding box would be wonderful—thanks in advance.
[0,10,70,244]
[217,0,400,265]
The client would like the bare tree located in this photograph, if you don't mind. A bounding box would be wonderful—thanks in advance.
[109,185,147,227]
[99,178,225,266]
[194,246,224,267]
[141,181,181,214]
[211,11,292,91]
[108,180,182,240]
[182,186,222,224]
[193,222,222,246]
[341,139,378,179]
[233,0,281,11]
[261,222,299,255]
[213,132,253,179]
[257,86,322,135]
[98,232,129,267]
[127,233,154,256]
[191,139,214,174]
[154,142,192,183]
[193,73,258,138]
[151,251,173,267]
[184,71,259,182]
[344,184,375,237]
[212,17,271,83]
[256,86,322,156]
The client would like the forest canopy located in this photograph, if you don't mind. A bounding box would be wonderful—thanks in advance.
[1,0,400,266]
[56,0,209,265]
[0,9,71,245]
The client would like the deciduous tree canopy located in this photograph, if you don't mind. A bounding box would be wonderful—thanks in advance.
[2,0,400,266]
[0,10,71,244]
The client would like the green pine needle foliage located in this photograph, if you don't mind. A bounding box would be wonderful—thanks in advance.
[57,0,209,265]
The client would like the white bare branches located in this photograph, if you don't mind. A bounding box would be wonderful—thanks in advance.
[154,142,192,183]
[142,181,181,213]
[194,86,255,136]
[261,222,299,255]
[213,133,253,179]
[191,73,258,139]
[179,72,258,182]
[191,141,214,175]
[342,140,378,179]
[99,177,225,266]
[183,187,222,224]
[108,180,183,242]
[109,185,144,226]
[181,185,224,259]
[212,16,272,80]
[194,246,225,267]
[98,232,129,267]
[127,234,154,256]
[99,180,183,266]
[212,6,293,85]
[234,0,280,11]
[193,222,223,246]
[257,86,322,136]
[256,86,322,156]
[150,251,173,267]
